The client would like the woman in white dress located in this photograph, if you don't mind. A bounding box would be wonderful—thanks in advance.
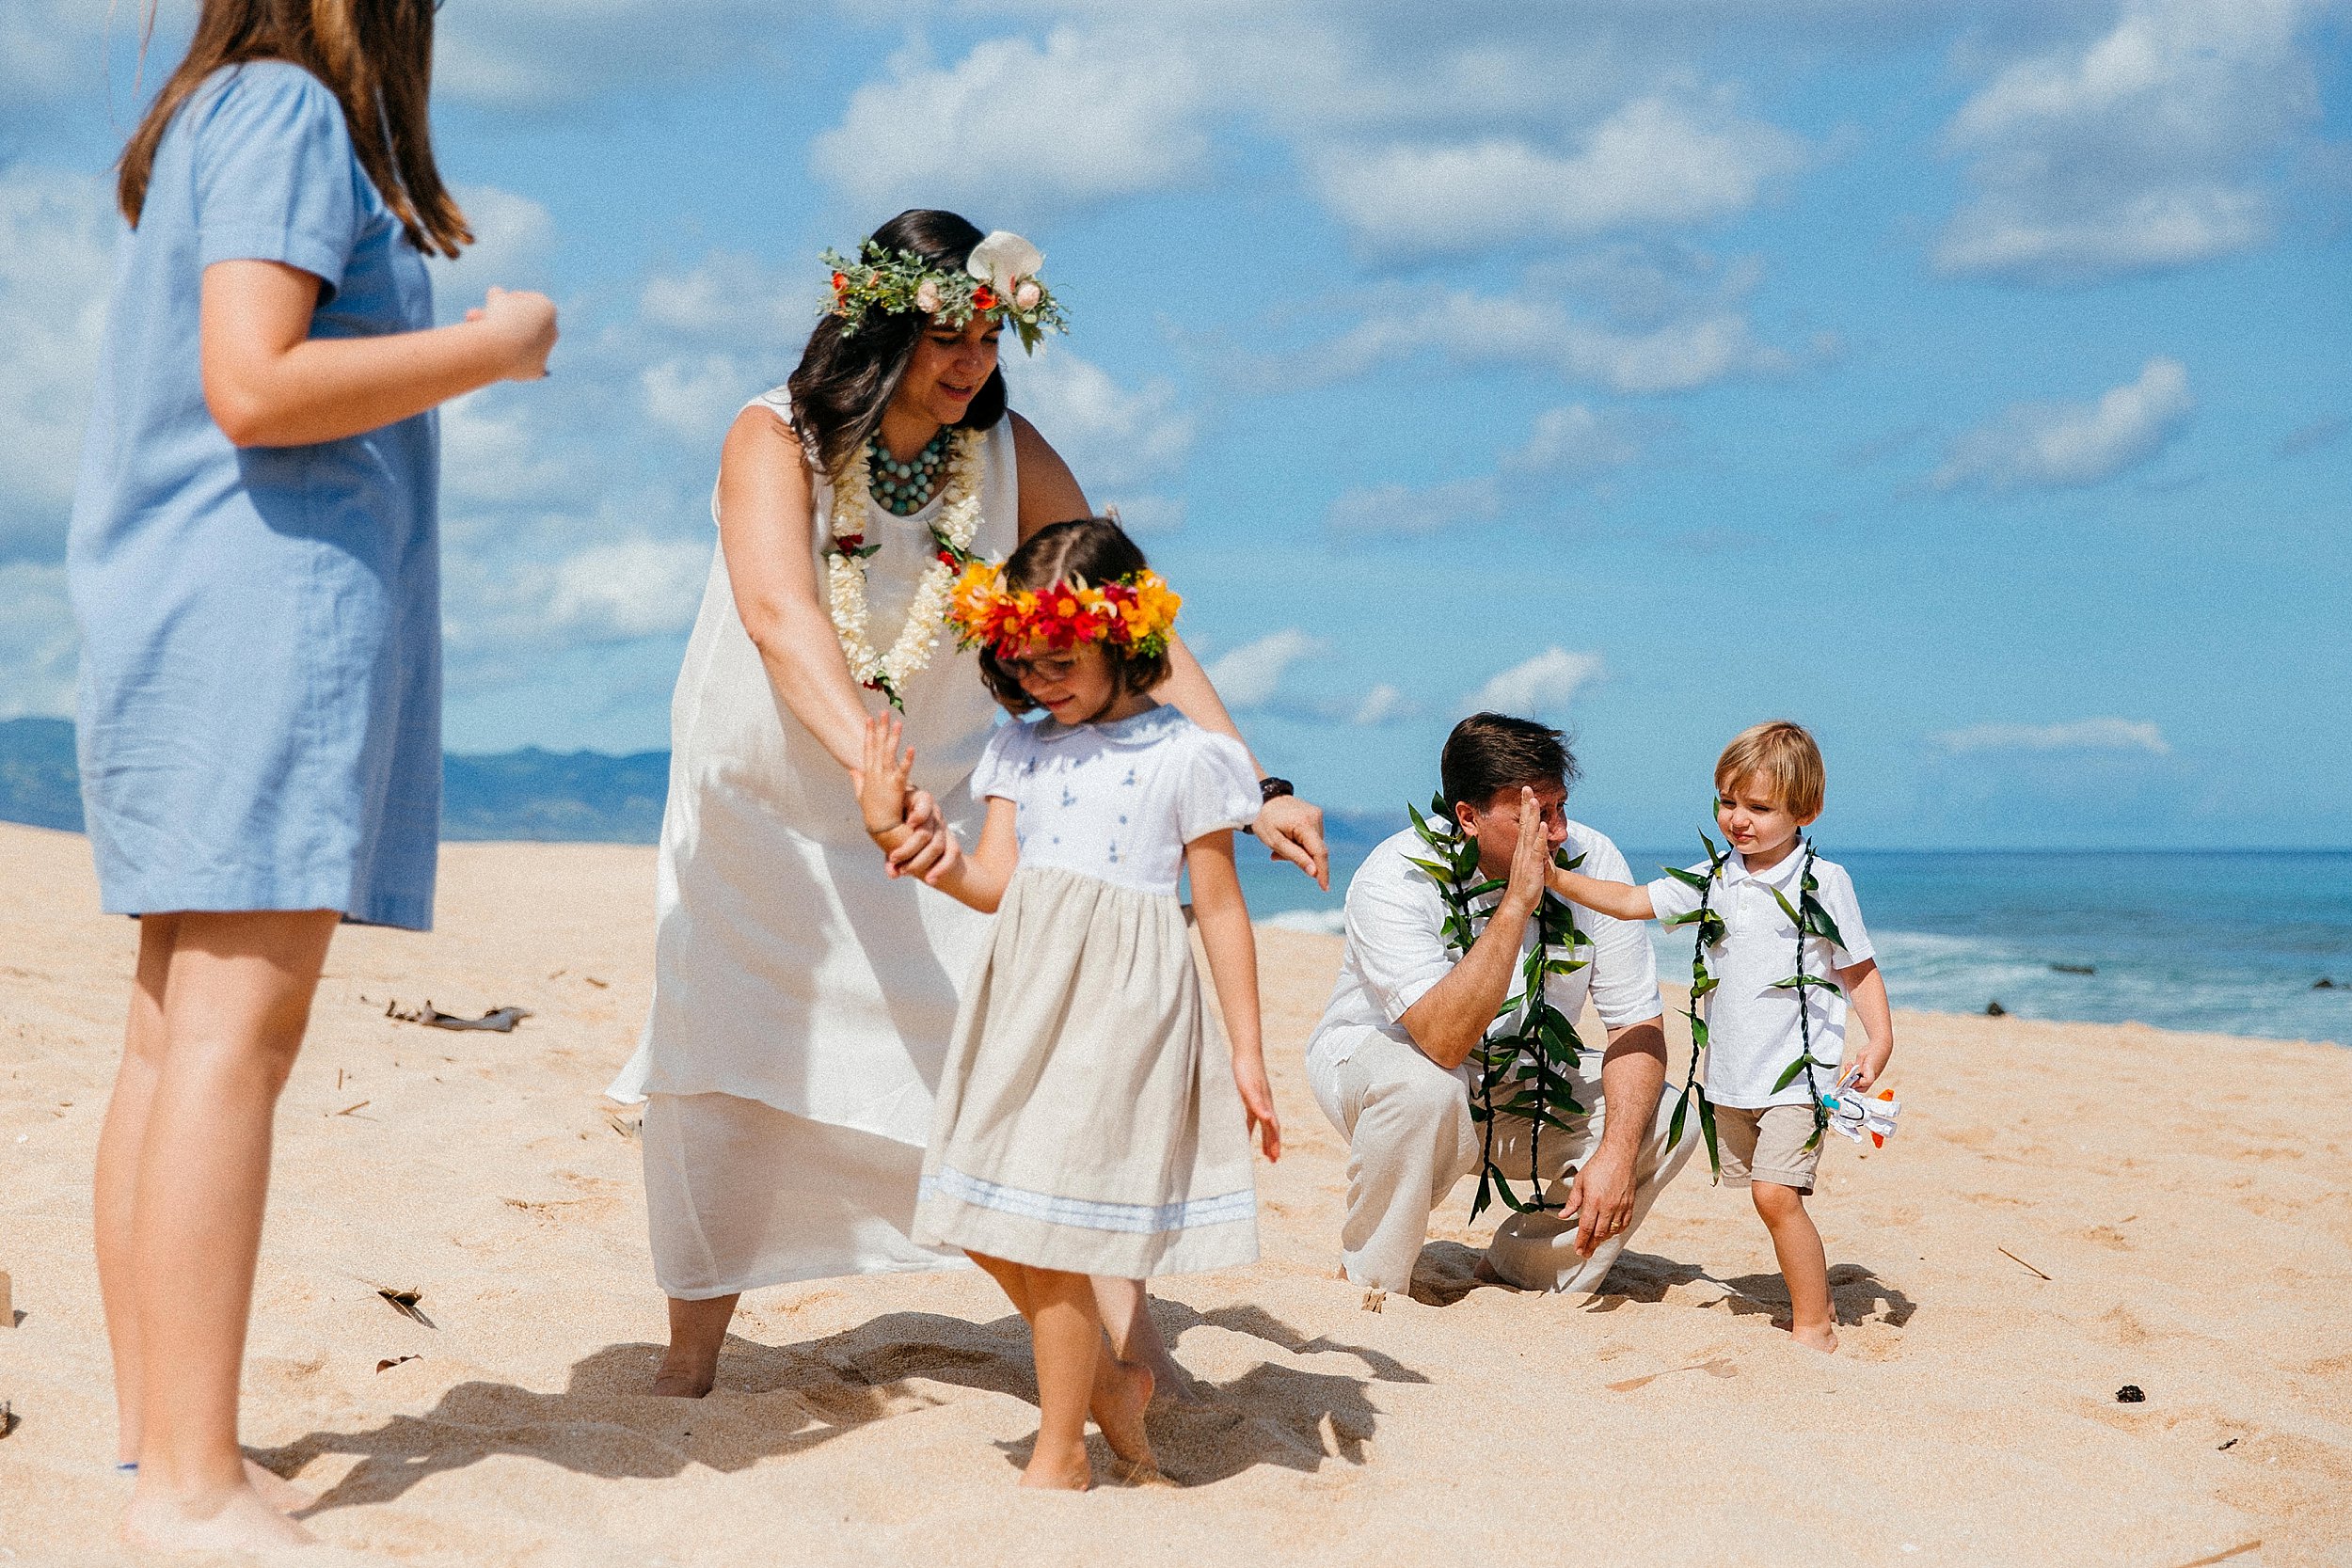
[607,210,1327,1398]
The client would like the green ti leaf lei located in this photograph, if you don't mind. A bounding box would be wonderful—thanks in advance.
[1405,792,1592,1221]
[1666,829,1847,1180]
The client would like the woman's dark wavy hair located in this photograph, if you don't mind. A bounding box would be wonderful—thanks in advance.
[786,209,1009,476]
[978,518,1171,715]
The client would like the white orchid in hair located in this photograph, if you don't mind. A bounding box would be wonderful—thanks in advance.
[966,230,1044,290]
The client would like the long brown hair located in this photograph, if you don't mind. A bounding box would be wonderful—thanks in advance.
[786,209,1009,477]
[116,0,470,258]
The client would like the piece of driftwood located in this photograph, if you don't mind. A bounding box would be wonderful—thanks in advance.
[2168,1542,2260,1568]
[385,1000,531,1032]
[1,1269,12,1327]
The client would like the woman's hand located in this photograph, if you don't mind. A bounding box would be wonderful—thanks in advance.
[1253,793,1330,891]
[854,717,914,836]
[1234,1054,1282,1164]
[462,287,558,381]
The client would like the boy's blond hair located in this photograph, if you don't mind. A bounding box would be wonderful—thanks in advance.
[1715,721,1824,819]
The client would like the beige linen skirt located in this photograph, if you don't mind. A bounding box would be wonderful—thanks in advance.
[913,864,1259,1276]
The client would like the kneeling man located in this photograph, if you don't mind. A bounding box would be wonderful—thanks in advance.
[1306,713,1693,1294]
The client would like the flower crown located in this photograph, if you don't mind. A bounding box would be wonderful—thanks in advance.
[947,561,1181,660]
[820,230,1067,352]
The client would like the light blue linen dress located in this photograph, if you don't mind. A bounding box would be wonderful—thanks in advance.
[69,60,441,930]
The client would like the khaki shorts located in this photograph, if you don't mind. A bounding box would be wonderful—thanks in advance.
[1713,1103,1820,1192]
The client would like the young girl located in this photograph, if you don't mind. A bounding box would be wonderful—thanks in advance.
[74,2,555,1549]
[856,518,1281,1488]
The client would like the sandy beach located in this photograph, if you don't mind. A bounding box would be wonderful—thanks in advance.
[1,820,2345,1566]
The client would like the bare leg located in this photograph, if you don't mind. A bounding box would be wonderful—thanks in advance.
[94,921,317,1516]
[1751,1181,1836,1354]
[1090,1277,1201,1405]
[119,909,338,1552]
[973,1256,1154,1480]
[654,1293,740,1397]
[1008,1263,1104,1490]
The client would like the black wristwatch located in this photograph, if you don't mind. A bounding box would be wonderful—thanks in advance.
[1244,776,1294,836]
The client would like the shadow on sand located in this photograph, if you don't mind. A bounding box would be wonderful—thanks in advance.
[252,1301,1427,1509]
[1403,1241,1917,1332]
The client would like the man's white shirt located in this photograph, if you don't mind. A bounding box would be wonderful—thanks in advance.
[1645,846,1874,1110]
[1306,822,1664,1095]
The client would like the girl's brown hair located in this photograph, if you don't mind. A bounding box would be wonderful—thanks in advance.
[977,518,1171,714]
[117,0,470,258]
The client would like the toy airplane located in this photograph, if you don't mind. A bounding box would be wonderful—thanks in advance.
[1822,1069,1899,1147]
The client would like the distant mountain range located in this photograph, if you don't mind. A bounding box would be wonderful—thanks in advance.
[0,717,1401,852]
[0,717,670,843]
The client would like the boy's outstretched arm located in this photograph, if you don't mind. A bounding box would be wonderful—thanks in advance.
[857,718,1020,912]
[1549,865,1656,923]
[1836,958,1895,1089]
[1188,831,1280,1162]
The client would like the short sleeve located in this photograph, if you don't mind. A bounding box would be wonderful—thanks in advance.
[1174,731,1261,845]
[1571,833,1664,1027]
[1816,862,1874,969]
[969,721,1029,802]
[1645,862,1708,925]
[1343,847,1457,1024]
[191,64,359,297]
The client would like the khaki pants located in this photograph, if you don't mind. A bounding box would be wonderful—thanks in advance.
[1307,1030,1694,1294]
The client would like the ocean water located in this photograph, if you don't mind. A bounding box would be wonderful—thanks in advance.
[1237,838,2352,1047]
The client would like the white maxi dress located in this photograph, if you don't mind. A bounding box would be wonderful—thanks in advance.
[607,388,1019,1298]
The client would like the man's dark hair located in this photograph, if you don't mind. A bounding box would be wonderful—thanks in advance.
[1440,712,1579,812]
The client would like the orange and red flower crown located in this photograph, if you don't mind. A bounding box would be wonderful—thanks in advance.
[946,561,1181,659]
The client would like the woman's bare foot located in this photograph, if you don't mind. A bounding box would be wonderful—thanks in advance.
[244,1459,315,1513]
[118,1458,314,1515]
[124,1478,317,1551]
[1019,1442,1094,1490]
[651,1349,716,1398]
[1790,1322,1838,1354]
[1089,1354,1156,1470]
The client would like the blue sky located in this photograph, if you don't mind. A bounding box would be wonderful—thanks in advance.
[2,0,2346,847]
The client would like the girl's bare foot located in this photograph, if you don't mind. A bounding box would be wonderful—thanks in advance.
[1132,1342,1207,1409]
[1089,1354,1157,1470]
[1791,1322,1838,1354]
[1019,1443,1094,1490]
[124,1478,317,1551]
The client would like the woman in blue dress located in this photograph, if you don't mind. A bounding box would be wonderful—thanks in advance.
[72,1,557,1550]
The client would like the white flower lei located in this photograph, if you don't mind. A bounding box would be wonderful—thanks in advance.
[825,427,986,708]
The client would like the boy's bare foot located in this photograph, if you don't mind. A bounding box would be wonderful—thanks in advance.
[124,1479,317,1551]
[1089,1355,1157,1470]
[1019,1445,1094,1490]
[1790,1322,1838,1354]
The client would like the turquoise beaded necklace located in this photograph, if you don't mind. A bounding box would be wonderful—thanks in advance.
[865,426,956,515]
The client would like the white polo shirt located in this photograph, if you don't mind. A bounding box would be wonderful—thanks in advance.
[1306,822,1664,1090]
[1645,846,1874,1110]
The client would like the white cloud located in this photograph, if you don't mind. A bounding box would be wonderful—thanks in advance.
[1327,476,1501,537]
[0,167,114,562]
[1505,404,1645,473]
[1465,647,1604,718]
[1296,275,1791,398]
[640,355,762,450]
[1314,95,1803,255]
[1350,683,1413,726]
[1931,718,2171,755]
[0,562,77,719]
[1204,628,1326,710]
[427,185,556,324]
[810,28,1208,215]
[1934,356,2193,492]
[1004,345,1194,489]
[432,0,789,109]
[1932,0,2328,284]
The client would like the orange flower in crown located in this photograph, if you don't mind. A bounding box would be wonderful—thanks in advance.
[947,561,1181,658]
